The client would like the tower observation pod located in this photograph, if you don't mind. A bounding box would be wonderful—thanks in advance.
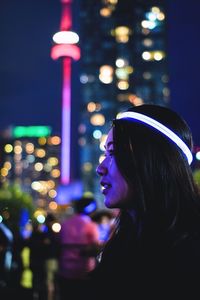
[51,0,80,186]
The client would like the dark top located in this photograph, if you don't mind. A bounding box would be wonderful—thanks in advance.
[88,214,200,299]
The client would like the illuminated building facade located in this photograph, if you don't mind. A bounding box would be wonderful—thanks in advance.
[77,0,170,204]
[0,126,61,211]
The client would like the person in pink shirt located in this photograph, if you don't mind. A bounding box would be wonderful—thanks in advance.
[58,196,100,299]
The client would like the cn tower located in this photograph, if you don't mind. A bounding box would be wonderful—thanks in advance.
[51,0,80,185]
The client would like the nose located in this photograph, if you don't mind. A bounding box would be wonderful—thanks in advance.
[96,160,107,176]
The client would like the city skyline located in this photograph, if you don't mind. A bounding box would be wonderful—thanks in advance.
[0,0,200,145]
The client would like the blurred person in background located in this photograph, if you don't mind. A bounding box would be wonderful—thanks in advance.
[90,209,116,245]
[43,213,60,300]
[29,221,47,300]
[58,196,100,299]
[0,221,13,298]
[88,104,200,298]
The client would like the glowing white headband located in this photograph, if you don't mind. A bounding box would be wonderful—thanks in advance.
[116,111,193,165]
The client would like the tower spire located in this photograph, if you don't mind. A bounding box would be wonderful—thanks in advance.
[51,0,80,185]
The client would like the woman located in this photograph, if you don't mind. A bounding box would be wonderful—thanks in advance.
[89,104,200,298]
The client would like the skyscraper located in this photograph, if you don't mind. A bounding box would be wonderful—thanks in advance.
[77,0,169,205]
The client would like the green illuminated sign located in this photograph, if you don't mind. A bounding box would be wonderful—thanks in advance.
[13,126,52,138]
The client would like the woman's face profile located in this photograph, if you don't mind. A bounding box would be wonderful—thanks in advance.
[96,129,130,208]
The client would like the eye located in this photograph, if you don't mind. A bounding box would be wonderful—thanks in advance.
[105,150,115,157]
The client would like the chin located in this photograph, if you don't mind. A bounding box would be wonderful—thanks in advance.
[104,198,118,209]
[104,199,112,208]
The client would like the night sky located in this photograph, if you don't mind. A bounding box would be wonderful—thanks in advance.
[0,0,62,135]
[0,1,200,145]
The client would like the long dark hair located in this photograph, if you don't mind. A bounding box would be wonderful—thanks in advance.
[112,105,200,238]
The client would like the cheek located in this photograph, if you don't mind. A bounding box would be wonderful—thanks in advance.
[111,160,128,192]
[115,175,129,198]
[109,157,131,202]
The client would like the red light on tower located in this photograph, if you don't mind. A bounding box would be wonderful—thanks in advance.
[51,0,80,185]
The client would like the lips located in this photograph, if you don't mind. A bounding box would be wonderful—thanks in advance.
[100,181,111,194]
